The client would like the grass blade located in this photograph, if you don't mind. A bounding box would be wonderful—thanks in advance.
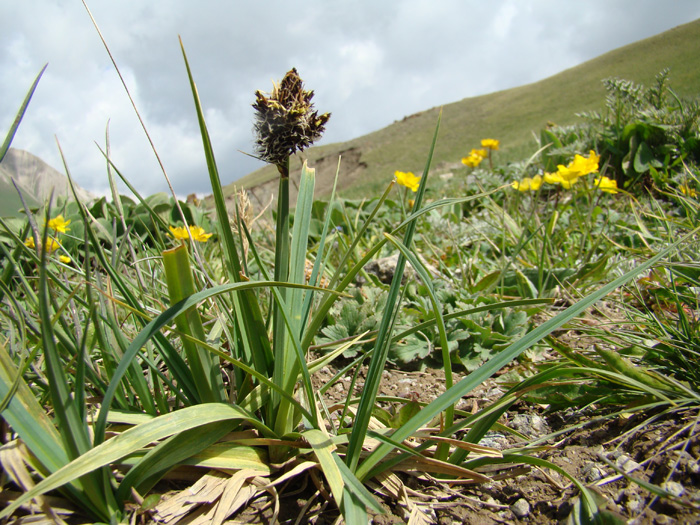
[346,110,442,472]
[0,64,47,162]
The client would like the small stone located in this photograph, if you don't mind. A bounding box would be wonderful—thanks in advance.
[510,414,548,437]
[626,494,644,514]
[510,498,530,518]
[615,454,641,473]
[661,481,684,497]
[583,461,606,482]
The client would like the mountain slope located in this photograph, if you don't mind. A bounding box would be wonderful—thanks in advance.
[231,17,700,204]
[0,148,96,217]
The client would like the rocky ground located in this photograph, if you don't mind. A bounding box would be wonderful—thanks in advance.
[230,363,700,524]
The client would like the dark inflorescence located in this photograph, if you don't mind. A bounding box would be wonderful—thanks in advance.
[252,68,331,169]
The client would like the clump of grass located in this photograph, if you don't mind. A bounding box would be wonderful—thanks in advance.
[1,9,700,525]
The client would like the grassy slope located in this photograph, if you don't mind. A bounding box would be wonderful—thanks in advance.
[0,172,40,217]
[231,18,700,200]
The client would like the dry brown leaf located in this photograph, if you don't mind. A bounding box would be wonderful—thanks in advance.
[0,440,69,524]
[212,469,264,525]
[407,505,436,525]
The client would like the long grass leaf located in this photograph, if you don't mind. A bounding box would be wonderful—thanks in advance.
[0,64,47,162]
[383,232,455,459]
[346,110,442,471]
[179,37,273,375]
[0,404,265,519]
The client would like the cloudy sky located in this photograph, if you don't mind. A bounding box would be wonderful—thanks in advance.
[2,1,700,198]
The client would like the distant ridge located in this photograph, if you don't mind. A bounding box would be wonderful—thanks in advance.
[0,148,95,217]
[230,17,700,206]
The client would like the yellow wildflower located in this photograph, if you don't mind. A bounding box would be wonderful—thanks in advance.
[394,171,421,192]
[59,255,71,264]
[680,184,697,198]
[560,177,579,189]
[511,175,542,192]
[594,176,618,194]
[543,172,561,185]
[481,138,500,150]
[461,153,483,168]
[557,150,599,180]
[47,215,71,233]
[169,225,213,242]
[530,174,543,190]
[24,236,61,253]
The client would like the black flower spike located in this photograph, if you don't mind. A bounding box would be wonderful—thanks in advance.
[252,68,330,172]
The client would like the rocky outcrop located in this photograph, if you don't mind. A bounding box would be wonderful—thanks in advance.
[0,148,96,206]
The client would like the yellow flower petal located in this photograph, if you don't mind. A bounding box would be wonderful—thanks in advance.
[461,154,483,168]
[170,225,213,242]
[189,225,213,242]
[530,174,543,190]
[394,171,420,192]
[47,215,71,233]
[680,184,697,198]
[544,172,562,185]
[560,177,579,189]
[594,176,618,194]
[481,138,500,150]
[169,225,189,240]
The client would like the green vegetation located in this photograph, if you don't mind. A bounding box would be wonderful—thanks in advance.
[0,17,699,525]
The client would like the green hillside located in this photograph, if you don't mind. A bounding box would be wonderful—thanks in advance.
[231,18,700,201]
[0,175,39,217]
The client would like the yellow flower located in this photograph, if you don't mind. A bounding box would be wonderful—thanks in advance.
[481,138,500,150]
[394,171,421,192]
[530,174,543,190]
[560,176,579,189]
[543,172,561,185]
[47,215,71,233]
[461,153,483,168]
[544,171,579,189]
[594,176,618,194]
[557,150,599,180]
[59,255,71,264]
[511,175,542,192]
[680,184,697,198]
[25,236,61,253]
[169,225,213,242]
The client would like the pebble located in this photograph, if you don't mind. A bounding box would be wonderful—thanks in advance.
[510,414,548,437]
[661,481,685,497]
[478,432,508,450]
[583,461,606,482]
[626,494,644,514]
[615,453,641,473]
[510,498,530,518]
